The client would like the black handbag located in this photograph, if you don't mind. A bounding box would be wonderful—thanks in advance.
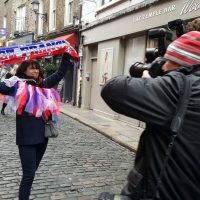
[42,115,59,138]
[44,120,59,138]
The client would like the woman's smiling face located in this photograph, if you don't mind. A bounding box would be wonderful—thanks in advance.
[24,65,40,80]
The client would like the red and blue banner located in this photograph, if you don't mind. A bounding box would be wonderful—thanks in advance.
[0,40,78,67]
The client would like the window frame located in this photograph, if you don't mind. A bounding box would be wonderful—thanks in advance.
[101,0,112,6]
[64,0,74,26]
[37,0,44,35]
[15,5,26,33]
[49,0,57,31]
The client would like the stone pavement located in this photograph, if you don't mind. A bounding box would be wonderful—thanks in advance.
[0,111,135,199]
[60,103,143,151]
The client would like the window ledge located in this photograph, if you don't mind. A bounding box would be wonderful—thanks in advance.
[91,57,97,60]
[64,23,73,28]
[48,29,57,34]
[37,33,45,37]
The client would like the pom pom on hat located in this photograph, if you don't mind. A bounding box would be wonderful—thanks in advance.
[164,31,200,67]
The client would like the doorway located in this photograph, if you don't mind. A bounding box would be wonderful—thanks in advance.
[90,57,97,110]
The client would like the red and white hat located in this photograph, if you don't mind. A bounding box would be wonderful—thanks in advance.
[164,31,200,67]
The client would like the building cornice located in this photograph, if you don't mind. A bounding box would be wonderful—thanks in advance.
[81,0,161,31]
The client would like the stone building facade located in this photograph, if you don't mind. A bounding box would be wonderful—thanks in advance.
[41,0,80,40]
[41,0,80,105]
[1,0,80,45]
[0,1,4,28]
[1,0,81,105]
[1,0,13,45]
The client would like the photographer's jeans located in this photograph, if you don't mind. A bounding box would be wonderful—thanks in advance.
[18,142,47,200]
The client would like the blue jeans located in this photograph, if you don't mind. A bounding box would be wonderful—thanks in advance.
[18,142,48,200]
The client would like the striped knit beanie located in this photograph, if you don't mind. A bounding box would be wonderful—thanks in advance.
[164,31,200,67]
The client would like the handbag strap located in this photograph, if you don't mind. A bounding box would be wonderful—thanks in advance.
[154,74,191,199]
[42,114,48,123]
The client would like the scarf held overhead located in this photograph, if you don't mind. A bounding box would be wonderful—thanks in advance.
[0,76,60,121]
[0,39,78,67]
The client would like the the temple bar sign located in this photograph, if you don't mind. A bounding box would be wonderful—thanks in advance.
[133,0,200,23]
[0,28,7,36]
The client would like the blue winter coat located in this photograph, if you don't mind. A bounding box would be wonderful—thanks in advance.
[0,53,74,145]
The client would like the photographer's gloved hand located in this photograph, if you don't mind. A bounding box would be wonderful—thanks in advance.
[142,70,151,78]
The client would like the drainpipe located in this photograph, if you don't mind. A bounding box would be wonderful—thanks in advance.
[77,0,83,108]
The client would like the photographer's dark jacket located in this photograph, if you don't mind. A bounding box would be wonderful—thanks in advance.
[0,53,74,146]
[101,68,200,200]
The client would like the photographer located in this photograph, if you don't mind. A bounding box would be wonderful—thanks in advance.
[100,31,200,200]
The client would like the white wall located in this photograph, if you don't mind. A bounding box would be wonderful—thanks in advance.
[96,0,145,19]
[81,0,145,26]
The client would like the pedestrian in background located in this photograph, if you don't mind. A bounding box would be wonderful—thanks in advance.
[0,52,76,200]
[1,64,19,115]
[100,31,200,199]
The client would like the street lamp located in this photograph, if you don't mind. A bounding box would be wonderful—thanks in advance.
[31,0,47,22]
[31,0,39,12]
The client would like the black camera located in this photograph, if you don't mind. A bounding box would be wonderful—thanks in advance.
[168,19,186,37]
[146,28,172,63]
[129,57,166,78]
[129,19,186,78]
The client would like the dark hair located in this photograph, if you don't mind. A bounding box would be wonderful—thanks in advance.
[16,60,44,81]
[186,18,200,32]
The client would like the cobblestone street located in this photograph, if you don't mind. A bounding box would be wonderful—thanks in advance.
[0,113,135,200]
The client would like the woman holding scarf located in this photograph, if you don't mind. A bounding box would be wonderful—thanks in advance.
[0,50,77,200]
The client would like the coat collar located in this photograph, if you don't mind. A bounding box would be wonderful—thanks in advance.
[166,65,200,76]
[25,79,37,86]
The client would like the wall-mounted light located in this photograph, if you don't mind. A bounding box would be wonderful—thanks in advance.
[31,0,47,22]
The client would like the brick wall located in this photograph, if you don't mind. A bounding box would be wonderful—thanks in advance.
[44,0,80,38]
[12,0,36,34]
[2,0,80,41]
[57,0,65,31]
[0,1,4,28]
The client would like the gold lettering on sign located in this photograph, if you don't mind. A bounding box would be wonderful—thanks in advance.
[163,5,176,13]
[180,0,200,15]
[133,5,176,22]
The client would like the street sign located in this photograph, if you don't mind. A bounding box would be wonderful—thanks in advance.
[0,28,7,36]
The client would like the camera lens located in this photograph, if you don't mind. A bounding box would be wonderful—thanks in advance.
[129,62,149,77]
